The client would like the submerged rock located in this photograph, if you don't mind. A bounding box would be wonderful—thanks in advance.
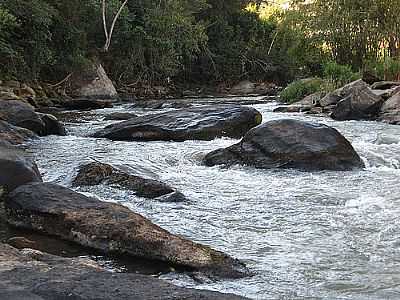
[5,182,249,278]
[0,121,37,145]
[104,112,138,121]
[92,105,262,141]
[204,119,364,171]
[0,243,248,300]
[73,162,186,201]
[0,142,42,193]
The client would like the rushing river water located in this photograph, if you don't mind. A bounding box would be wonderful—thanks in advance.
[24,99,400,300]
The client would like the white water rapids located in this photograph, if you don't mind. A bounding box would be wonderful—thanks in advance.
[26,100,400,299]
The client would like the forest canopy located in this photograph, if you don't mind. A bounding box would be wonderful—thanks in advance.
[0,0,399,86]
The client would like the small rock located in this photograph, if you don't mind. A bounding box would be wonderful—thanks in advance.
[104,112,138,121]
[73,162,186,200]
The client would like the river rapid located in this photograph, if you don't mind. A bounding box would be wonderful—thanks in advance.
[25,99,400,300]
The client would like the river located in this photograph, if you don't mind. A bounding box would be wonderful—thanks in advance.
[24,99,400,299]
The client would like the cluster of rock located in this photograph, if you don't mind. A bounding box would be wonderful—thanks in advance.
[0,243,248,299]
[275,79,400,124]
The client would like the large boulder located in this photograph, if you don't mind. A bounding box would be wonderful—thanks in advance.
[379,92,400,124]
[331,86,383,121]
[92,105,262,141]
[204,119,364,171]
[70,63,118,99]
[73,162,186,202]
[5,182,249,278]
[319,79,369,107]
[0,243,248,300]
[0,100,45,134]
[0,121,37,145]
[0,143,42,193]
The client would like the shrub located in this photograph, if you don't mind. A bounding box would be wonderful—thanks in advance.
[364,58,400,81]
[279,77,324,103]
[322,61,360,89]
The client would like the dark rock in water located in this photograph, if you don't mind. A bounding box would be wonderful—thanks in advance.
[0,121,37,145]
[379,92,400,124]
[92,105,262,141]
[0,100,45,134]
[0,143,42,193]
[273,106,310,113]
[5,182,249,278]
[104,112,138,121]
[331,87,383,121]
[0,243,248,300]
[204,119,364,171]
[73,162,186,201]
[37,113,66,136]
[63,98,114,110]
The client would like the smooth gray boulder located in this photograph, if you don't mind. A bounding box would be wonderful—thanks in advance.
[92,105,262,141]
[204,119,364,171]
[5,182,249,278]
[0,142,42,193]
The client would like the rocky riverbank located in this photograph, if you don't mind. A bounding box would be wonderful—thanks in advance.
[275,79,400,125]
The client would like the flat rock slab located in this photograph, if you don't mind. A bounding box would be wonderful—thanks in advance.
[0,121,37,145]
[5,182,248,278]
[92,105,262,141]
[204,119,364,171]
[0,143,42,193]
[73,162,186,202]
[0,243,248,300]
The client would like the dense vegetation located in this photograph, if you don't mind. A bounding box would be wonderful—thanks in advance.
[0,0,399,90]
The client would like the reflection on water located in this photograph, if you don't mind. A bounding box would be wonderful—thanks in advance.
[24,100,400,299]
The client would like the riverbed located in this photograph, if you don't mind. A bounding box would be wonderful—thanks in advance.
[23,99,400,299]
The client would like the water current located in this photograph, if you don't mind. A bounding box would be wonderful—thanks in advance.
[25,99,400,299]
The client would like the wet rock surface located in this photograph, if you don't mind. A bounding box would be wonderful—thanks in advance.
[204,119,364,171]
[92,105,262,141]
[104,112,138,121]
[0,243,248,300]
[0,121,37,145]
[73,162,186,201]
[0,143,42,193]
[5,182,249,278]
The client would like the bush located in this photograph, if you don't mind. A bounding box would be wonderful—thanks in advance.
[323,61,360,89]
[364,58,400,81]
[279,77,324,103]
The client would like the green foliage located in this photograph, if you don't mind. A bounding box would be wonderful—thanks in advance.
[322,61,360,89]
[364,57,400,81]
[279,77,324,103]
